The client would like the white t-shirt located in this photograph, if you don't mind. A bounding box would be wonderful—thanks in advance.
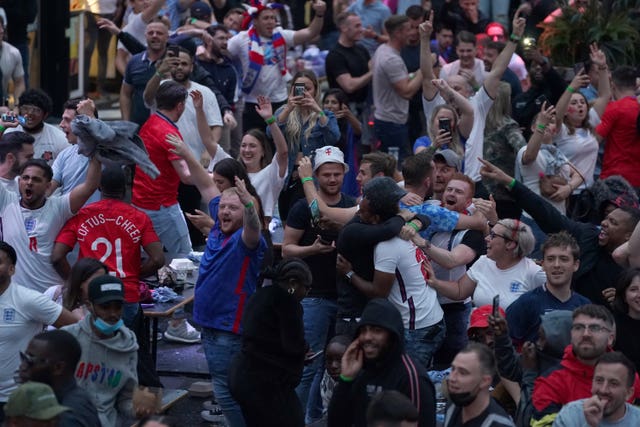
[0,41,24,96]
[375,237,444,330]
[423,87,493,181]
[552,108,600,192]
[439,58,487,87]
[227,28,296,104]
[5,124,69,166]
[0,176,17,194]
[152,80,222,161]
[117,11,147,51]
[0,186,73,292]
[466,255,546,309]
[248,155,287,218]
[0,283,62,401]
[515,145,571,215]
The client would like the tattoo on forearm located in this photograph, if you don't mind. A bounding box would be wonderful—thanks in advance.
[244,204,261,231]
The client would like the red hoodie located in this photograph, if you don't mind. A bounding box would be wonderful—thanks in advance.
[530,345,640,426]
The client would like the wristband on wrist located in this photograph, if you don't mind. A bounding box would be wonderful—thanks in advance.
[0,125,5,133]
[339,374,354,382]
[566,86,576,93]
[301,176,313,184]
[244,200,254,209]
[407,221,420,232]
[535,128,545,135]
[318,110,326,117]
[155,69,163,79]
[536,123,546,130]
[190,17,197,25]
[265,115,276,125]
[507,178,516,190]
[509,34,521,42]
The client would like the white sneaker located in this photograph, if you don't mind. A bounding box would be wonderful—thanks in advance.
[163,320,201,344]
[201,408,225,423]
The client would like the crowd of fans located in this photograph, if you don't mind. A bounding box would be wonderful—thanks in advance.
[0,0,639,426]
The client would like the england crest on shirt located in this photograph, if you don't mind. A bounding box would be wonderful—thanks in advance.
[3,308,15,322]
[24,217,36,234]
[510,282,521,293]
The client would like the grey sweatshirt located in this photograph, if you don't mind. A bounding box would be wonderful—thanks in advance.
[62,315,139,427]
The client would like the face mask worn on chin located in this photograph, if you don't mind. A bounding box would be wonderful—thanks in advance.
[93,317,124,335]
[448,391,477,407]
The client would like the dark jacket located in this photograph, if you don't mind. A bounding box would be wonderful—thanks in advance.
[328,299,436,427]
[508,180,622,306]
[56,378,102,427]
[237,285,306,387]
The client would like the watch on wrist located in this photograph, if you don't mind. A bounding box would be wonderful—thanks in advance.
[345,271,354,280]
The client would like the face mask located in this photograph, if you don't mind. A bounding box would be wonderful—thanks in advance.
[93,317,124,335]
[448,391,477,407]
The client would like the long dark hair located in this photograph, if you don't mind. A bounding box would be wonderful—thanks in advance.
[241,129,273,170]
[614,267,640,314]
[64,258,108,311]
[213,158,267,228]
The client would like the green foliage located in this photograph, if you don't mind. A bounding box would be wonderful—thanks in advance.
[538,0,640,66]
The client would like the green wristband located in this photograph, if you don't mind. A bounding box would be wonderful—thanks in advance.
[566,86,576,93]
[318,110,326,117]
[301,177,313,184]
[407,221,420,232]
[155,70,163,79]
[339,374,354,383]
[265,116,276,125]
[244,200,254,209]
[0,125,5,133]
[507,178,516,190]
[536,123,546,130]
[509,34,521,42]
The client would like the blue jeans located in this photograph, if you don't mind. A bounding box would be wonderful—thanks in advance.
[373,119,409,166]
[295,297,337,424]
[135,203,192,264]
[433,303,471,369]
[201,328,245,427]
[404,319,446,369]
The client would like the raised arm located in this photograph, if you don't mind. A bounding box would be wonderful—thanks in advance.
[255,95,288,177]
[419,12,438,101]
[141,0,167,23]
[298,156,357,224]
[484,12,526,99]
[191,89,220,159]
[293,1,326,45]
[69,157,100,214]
[142,56,178,108]
[554,72,590,130]
[236,177,261,249]
[433,78,475,138]
[589,43,611,118]
[522,102,555,165]
[166,133,220,203]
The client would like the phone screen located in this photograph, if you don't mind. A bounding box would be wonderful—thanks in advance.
[492,295,500,317]
[438,118,451,134]
[294,84,305,97]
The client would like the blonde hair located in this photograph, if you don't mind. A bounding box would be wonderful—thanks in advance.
[285,70,322,151]
[429,104,463,156]
[485,82,512,133]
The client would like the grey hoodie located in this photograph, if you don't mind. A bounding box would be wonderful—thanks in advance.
[62,315,139,427]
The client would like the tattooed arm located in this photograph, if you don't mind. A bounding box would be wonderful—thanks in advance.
[236,177,261,249]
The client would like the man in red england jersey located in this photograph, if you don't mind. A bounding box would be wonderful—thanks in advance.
[51,164,165,386]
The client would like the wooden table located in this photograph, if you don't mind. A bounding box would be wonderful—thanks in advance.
[143,285,195,364]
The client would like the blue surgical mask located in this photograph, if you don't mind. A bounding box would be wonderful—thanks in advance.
[93,317,124,335]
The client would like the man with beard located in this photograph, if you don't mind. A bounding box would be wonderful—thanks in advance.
[143,46,222,249]
[328,298,436,427]
[3,89,69,166]
[17,330,100,427]
[0,132,34,193]
[554,352,640,426]
[531,305,640,426]
[282,146,356,424]
[444,343,515,427]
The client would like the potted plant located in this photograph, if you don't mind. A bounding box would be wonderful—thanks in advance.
[537,0,640,67]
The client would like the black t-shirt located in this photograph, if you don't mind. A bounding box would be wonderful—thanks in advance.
[286,194,356,298]
[445,398,515,427]
[325,42,371,104]
[196,58,237,106]
[460,230,486,268]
